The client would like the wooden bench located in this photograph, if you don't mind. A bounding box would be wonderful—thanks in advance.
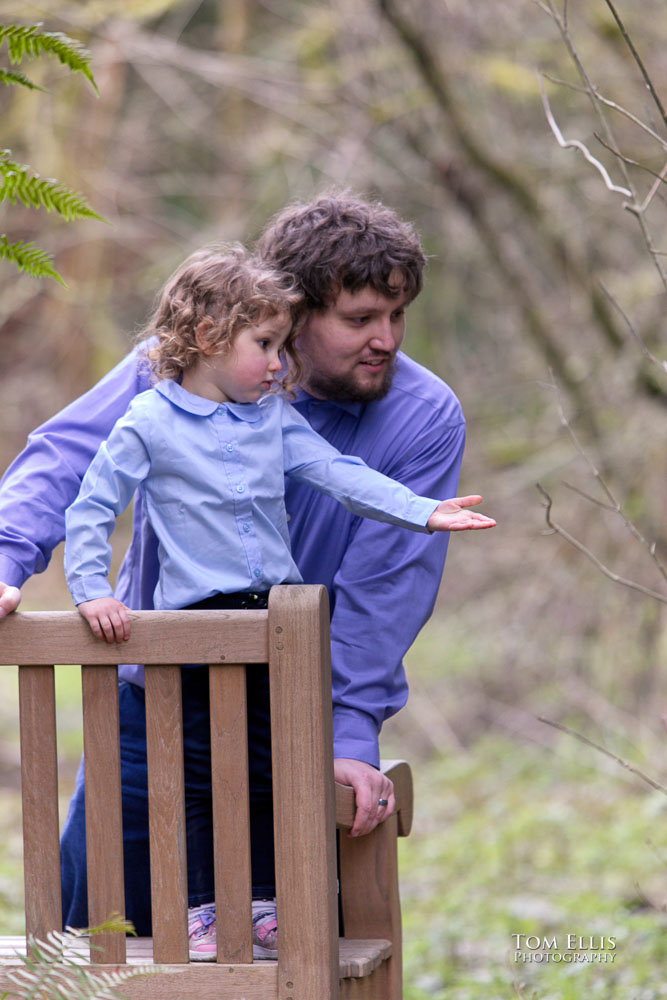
[0,585,413,999]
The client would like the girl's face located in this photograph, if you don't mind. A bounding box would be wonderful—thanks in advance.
[184,312,292,404]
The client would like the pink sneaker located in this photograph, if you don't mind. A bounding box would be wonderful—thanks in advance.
[188,904,216,961]
[252,899,277,959]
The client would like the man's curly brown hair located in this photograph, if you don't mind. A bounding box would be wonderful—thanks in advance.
[255,190,426,311]
[141,245,305,394]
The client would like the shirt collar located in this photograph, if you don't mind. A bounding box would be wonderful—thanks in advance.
[292,387,364,419]
[155,379,262,422]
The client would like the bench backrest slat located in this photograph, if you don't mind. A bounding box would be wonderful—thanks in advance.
[145,665,189,964]
[18,665,62,942]
[210,664,252,963]
[82,664,126,963]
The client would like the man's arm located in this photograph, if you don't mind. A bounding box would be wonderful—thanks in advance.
[0,346,151,606]
[329,414,466,834]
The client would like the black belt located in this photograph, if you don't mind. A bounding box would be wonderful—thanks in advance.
[185,591,270,611]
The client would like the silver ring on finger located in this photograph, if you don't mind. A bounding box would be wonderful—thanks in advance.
[378,798,389,807]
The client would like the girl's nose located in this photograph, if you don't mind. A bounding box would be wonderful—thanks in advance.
[268,354,282,372]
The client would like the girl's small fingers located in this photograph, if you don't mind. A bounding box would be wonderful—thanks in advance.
[99,616,117,643]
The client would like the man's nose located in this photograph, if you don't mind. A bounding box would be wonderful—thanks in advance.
[368,317,397,352]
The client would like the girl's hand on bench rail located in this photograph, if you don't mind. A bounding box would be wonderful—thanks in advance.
[77,597,132,643]
[0,583,21,618]
[427,495,496,533]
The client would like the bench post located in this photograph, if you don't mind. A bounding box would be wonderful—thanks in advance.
[268,585,339,1000]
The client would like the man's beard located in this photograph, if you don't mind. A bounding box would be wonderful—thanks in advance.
[305,358,396,403]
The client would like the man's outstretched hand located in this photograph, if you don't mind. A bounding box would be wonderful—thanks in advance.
[427,495,496,532]
[0,583,21,619]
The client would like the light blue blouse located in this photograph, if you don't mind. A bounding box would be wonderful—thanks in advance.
[64,379,439,611]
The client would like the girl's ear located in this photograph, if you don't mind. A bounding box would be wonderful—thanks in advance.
[194,319,216,355]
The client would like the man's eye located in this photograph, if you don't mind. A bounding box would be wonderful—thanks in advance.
[392,310,405,321]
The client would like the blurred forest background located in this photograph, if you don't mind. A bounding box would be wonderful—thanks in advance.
[0,1,665,997]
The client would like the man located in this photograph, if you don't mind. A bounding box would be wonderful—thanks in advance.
[0,191,468,940]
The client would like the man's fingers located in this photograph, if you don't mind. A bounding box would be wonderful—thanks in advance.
[452,494,483,508]
[350,775,395,837]
[0,584,21,618]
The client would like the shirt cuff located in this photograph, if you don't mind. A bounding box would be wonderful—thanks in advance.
[0,553,28,589]
[332,706,381,768]
[68,576,114,606]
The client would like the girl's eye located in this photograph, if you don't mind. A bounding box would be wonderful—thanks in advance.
[258,339,270,349]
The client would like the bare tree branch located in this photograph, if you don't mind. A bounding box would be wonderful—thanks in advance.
[378,0,625,352]
[603,0,667,133]
[598,281,667,373]
[536,483,667,603]
[544,375,667,583]
[539,73,631,196]
[542,0,667,292]
[539,716,667,796]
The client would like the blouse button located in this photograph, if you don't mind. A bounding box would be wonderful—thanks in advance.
[236,485,245,493]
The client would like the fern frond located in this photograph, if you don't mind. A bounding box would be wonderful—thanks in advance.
[0,152,107,222]
[0,67,44,90]
[5,922,159,1000]
[0,24,97,93]
[0,233,65,285]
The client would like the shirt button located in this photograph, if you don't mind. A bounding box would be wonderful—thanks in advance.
[253,568,261,578]
[236,485,245,493]
[217,406,225,415]
[226,443,233,452]
[243,524,251,533]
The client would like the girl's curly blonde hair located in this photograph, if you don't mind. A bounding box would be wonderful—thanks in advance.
[141,244,305,395]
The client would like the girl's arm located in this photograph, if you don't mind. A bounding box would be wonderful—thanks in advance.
[65,403,151,640]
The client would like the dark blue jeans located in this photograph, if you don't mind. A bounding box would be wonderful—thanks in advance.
[60,663,275,936]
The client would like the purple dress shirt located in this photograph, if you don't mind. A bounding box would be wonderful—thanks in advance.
[0,346,465,766]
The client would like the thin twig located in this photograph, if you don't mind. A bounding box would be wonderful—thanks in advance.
[536,483,667,603]
[598,280,667,373]
[538,73,631,195]
[590,88,667,154]
[562,480,616,513]
[603,0,667,133]
[541,0,667,291]
[545,376,667,582]
[539,716,667,795]
[593,132,667,204]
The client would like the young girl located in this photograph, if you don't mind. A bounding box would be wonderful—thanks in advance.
[64,245,495,960]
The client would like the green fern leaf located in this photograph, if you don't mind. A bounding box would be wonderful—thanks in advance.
[0,152,107,222]
[5,922,160,1000]
[0,67,44,90]
[0,23,97,93]
[0,233,66,285]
